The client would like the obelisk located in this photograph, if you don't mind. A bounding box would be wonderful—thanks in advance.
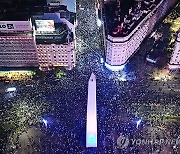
[86,73,97,147]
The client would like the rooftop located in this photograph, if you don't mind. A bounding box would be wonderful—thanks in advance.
[35,23,74,44]
[104,0,161,37]
[0,1,75,24]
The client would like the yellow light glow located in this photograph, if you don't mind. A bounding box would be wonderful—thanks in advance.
[0,70,35,81]
[152,69,173,81]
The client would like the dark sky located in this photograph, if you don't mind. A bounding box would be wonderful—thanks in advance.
[64,0,75,12]
[0,0,13,4]
[0,0,46,6]
[0,0,75,12]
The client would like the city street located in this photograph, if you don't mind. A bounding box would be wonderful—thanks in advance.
[0,0,179,154]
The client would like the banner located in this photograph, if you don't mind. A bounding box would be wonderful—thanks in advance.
[35,20,55,31]
[0,21,31,31]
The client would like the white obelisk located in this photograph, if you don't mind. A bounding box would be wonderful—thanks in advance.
[86,73,97,147]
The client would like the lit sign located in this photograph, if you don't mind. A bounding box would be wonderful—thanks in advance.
[35,20,55,32]
[0,24,14,29]
[0,21,31,31]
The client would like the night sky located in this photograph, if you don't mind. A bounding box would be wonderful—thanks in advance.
[0,0,75,12]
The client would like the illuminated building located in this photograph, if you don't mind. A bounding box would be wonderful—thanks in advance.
[103,0,178,70]
[169,30,180,69]
[32,13,75,70]
[0,0,75,71]
[86,73,97,148]
[0,21,38,67]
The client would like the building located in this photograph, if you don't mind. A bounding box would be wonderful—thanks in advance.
[103,0,178,71]
[46,0,76,23]
[0,1,76,71]
[0,21,38,67]
[169,30,180,69]
[32,13,75,70]
[46,0,76,13]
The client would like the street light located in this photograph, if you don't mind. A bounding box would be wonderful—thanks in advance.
[42,118,48,127]
[136,118,142,128]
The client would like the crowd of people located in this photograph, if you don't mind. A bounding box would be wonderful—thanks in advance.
[0,0,179,154]
[1,50,179,153]
[76,0,103,55]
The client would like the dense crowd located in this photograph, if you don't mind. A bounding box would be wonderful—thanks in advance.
[76,0,103,55]
[1,49,179,153]
[0,0,180,154]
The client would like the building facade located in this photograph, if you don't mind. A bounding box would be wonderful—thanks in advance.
[36,41,75,70]
[0,21,38,67]
[0,1,76,71]
[104,0,178,70]
[33,12,75,70]
[169,30,180,69]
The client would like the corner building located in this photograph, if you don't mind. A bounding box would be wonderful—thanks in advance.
[103,0,178,70]
[0,21,38,67]
[33,13,75,70]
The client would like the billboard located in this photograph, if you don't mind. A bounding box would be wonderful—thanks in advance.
[35,20,55,31]
[0,21,31,31]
